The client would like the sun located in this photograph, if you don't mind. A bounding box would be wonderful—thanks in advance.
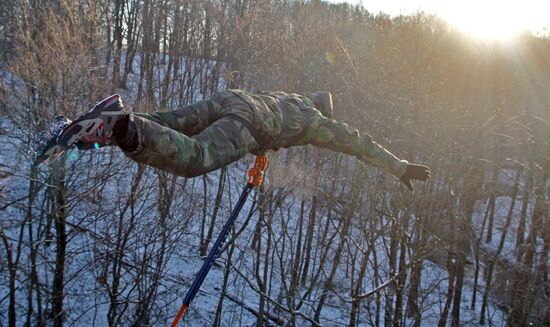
[435,1,547,42]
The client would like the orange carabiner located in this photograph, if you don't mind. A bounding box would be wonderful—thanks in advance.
[247,155,268,187]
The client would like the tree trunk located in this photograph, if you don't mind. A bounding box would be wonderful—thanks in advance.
[480,168,520,325]
[516,166,533,259]
[200,168,227,256]
[393,209,410,327]
[348,236,373,327]
[385,194,398,326]
[407,209,425,326]
[112,0,124,87]
[301,150,321,286]
[51,163,68,327]
[509,163,548,325]
[485,167,498,243]
[451,167,480,327]
[314,166,362,324]
[0,229,16,327]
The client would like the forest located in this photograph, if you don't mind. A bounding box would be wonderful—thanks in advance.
[0,0,549,326]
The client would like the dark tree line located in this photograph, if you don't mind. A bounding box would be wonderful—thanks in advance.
[0,0,549,326]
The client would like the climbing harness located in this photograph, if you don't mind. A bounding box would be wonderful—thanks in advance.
[170,155,268,327]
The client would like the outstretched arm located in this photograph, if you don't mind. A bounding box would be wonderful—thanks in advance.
[358,133,431,191]
[301,112,430,191]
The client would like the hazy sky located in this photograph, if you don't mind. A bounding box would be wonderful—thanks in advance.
[327,0,550,37]
[332,0,441,15]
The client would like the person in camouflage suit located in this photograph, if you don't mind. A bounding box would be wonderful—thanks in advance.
[46,89,430,190]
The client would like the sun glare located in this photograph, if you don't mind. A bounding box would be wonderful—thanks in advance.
[435,1,549,42]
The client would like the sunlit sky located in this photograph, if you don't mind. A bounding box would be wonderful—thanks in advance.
[328,0,550,40]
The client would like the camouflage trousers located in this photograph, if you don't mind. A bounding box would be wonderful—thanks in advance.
[122,90,407,178]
